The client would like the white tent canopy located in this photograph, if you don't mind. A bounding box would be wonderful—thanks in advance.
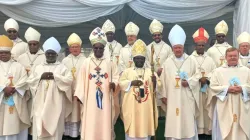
[0,0,249,56]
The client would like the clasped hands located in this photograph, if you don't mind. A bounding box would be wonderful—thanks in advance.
[41,72,54,80]
[228,86,242,94]
[4,86,16,97]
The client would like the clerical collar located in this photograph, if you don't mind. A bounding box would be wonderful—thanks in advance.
[215,42,228,47]
[13,37,22,43]
[193,51,206,57]
[154,40,163,45]
[90,53,105,60]
[125,44,133,48]
[43,61,60,65]
[107,40,115,44]
[227,65,238,68]
[175,54,185,61]
[240,53,250,58]
[69,53,83,58]
[134,66,145,70]
[28,49,44,55]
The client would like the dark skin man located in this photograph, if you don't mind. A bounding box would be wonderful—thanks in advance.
[0,51,16,97]
[6,28,18,40]
[131,56,156,90]
[40,50,57,80]
[93,43,116,91]
[28,41,40,54]
[195,41,210,87]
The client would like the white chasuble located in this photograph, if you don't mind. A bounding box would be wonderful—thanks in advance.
[0,60,30,139]
[27,61,73,140]
[209,64,250,140]
[160,54,200,139]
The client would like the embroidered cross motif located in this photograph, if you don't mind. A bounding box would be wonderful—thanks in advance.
[89,66,108,87]
[89,66,108,109]
[92,28,105,39]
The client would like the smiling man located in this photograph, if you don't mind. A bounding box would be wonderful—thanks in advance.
[207,20,232,67]
[209,47,250,140]
[74,27,119,140]
[4,18,28,60]
[237,32,250,68]
[27,37,73,140]
[62,33,86,139]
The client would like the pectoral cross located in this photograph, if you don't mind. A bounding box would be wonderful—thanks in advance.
[9,106,14,114]
[8,76,14,87]
[156,57,160,66]
[46,80,50,90]
[71,67,76,79]
[176,108,179,116]
[233,114,237,122]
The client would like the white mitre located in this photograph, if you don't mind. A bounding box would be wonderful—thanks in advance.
[168,24,186,47]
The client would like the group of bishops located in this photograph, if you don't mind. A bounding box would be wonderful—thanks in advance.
[0,17,250,140]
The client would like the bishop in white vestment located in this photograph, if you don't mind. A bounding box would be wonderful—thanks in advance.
[119,22,140,72]
[191,27,216,136]
[17,27,45,75]
[102,19,123,127]
[160,25,200,140]
[0,35,30,140]
[4,18,28,60]
[146,19,172,114]
[62,33,86,138]
[237,32,250,68]
[207,20,232,67]
[27,37,73,140]
[209,48,250,140]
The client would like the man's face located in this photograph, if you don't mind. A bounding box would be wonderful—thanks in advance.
[173,45,184,58]
[69,44,81,56]
[239,42,250,56]
[28,41,40,54]
[0,51,11,62]
[195,41,206,54]
[226,50,239,66]
[106,31,114,42]
[152,32,162,43]
[216,33,226,44]
[133,56,145,68]
[45,50,57,63]
[93,43,105,58]
[6,28,18,40]
[127,35,137,45]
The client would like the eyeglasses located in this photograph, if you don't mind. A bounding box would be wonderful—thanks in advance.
[93,47,104,50]
[28,43,38,46]
[7,30,17,33]
[153,34,161,37]
[216,35,225,38]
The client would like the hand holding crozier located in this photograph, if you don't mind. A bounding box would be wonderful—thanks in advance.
[131,80,144,87]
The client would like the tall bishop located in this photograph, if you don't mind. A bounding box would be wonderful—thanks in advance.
[74,27,119,140]
[160,25,200,140]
